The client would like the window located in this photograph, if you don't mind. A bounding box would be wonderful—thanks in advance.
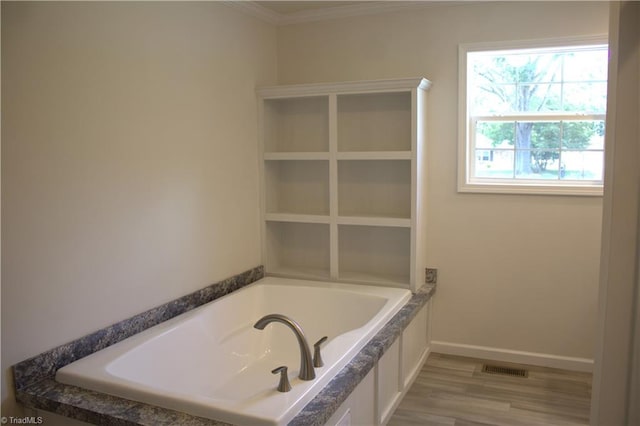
[458,37,608,195]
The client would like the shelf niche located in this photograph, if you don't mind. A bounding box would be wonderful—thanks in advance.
[338,92,411,152]
[263,96,329,153]
[265,160,329,216]
[339,225,411,286]
[265,222,330,280]
[338,160,411,219]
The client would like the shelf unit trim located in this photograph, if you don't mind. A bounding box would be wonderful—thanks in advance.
[337,216,411,227]
[258,77,431,99]
[337,270,411,288]
[410,87,419,291]
[267,267,331,281]
[264,152,330,160]
[336,151,412,160]
[265,213,331,224]
[329,94,339,280]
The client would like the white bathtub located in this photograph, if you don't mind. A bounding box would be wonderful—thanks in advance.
[56,277,411,425]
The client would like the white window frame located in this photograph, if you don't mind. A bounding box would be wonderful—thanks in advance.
[458,36,608,196]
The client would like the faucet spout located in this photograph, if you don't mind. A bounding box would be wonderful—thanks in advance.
[254,314,316,381]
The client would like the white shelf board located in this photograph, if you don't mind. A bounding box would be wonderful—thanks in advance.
[265,213,331,224]
[338,270,410,287]
[264,152,330,161]
[336,151,412,160]
[266,267,331,281]
[337,216,411,227]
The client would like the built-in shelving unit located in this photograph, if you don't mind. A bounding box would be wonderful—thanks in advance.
[258,78,430,291]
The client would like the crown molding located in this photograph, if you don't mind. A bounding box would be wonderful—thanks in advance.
[225,1,452,26]
[257,77,431,98]
[223,1,281,25]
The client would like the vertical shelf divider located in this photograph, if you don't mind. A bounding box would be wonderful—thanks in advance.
[329,94,339,280]
[410,88,418,288]
[258,94,268,276]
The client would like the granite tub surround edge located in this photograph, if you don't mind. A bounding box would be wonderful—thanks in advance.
[16,379,232,426]
[13,277,435,426]
[13,265,264,392]
[288,283,436,426]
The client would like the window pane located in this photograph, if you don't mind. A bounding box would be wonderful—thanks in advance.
[476,121,515,148]
[562,121,605,150]
[470,83,515,114]
[560,151,604,181]
[563,82,607,112]
[533,121,561,149]
[505,52,561,85]
[470,54,512,84]
[563,49,608,82]
[515,150,560,179]
[532,149,561,176]
[470,51,563,114]
[475,149,514,178]
[515,121,561,150]
[519,83,562,112]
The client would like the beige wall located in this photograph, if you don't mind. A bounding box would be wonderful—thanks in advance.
[277,1,607,362]
[1,1,276,419]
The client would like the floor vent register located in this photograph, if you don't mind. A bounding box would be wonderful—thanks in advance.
[481,364,529,378]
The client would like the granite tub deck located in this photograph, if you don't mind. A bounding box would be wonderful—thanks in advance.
[13,268,436,426]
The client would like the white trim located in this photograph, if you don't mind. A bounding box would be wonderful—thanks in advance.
[403,345,431,390]
[336,216,411,228]
[591,3,640,423]
[458,42,470,195]
[461,35,609,55]
[329,94,339,280]
[459,182,603,196]
[265,213,330,224]
[430,341,594,372]
[264,152,330,161]
[258,77,431,99]
[277,1,445,26]
[473,113,606,122]
[336,151,412,160]
[228,1,452,26]
[457,35,609,196]
[222,0,280,24]
[379,346,430,426]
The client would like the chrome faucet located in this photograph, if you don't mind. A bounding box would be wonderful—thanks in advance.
[253,314,316,381]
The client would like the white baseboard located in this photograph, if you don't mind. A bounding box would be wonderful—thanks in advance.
[430,341,594,372]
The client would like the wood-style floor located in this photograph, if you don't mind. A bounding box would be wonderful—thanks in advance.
[388,353,592,426]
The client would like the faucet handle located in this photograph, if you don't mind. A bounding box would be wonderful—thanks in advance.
[313,336,328,368]
[271,366,292,392]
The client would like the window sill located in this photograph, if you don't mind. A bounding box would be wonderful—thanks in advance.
[458,181,604,196]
